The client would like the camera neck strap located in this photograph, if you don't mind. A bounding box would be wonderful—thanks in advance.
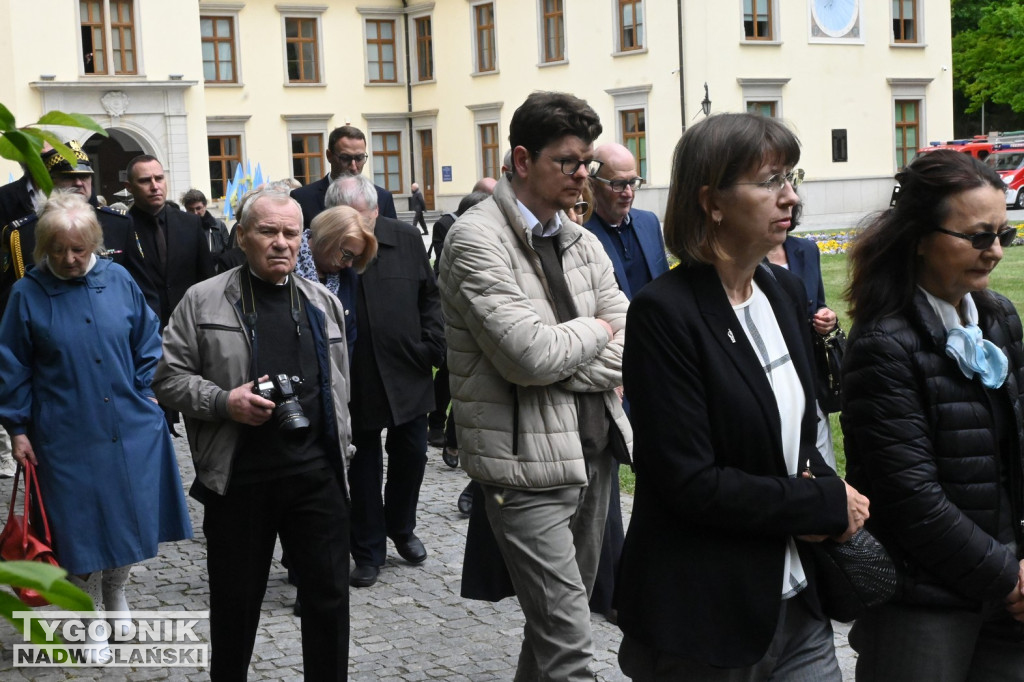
[239,269,302,385]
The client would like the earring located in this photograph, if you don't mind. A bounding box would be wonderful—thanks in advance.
[714,217,722,227]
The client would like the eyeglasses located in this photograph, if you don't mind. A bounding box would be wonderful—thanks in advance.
[933,226,1016,250]
[591,175,645,193]
[535,153,602,177]
[339,248,358,264]
[734,169,805,192]
[333,152,368,165]
[573,200,590,215]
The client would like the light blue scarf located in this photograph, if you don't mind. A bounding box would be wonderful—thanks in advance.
[920,288,1008,389]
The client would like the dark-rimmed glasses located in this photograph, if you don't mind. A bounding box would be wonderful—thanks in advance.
[591,176,645,193]
[734,169,805,192]
[333,152,368,165]
[933,226,1016,250]
[535,152,602,177]
[339,247,358,264]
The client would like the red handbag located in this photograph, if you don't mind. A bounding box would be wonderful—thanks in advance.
[0,460,60,606]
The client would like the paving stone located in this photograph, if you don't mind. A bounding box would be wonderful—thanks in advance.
[0,435,857,680]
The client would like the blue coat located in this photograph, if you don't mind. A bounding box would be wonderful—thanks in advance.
[584,208,669,301]
[782,234,827,315]
[0,259,192,574]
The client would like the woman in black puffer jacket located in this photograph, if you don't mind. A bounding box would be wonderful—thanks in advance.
[842,149,1024,681]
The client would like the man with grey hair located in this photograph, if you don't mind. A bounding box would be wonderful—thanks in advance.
[326,174,444,588]
[154,186,353,679]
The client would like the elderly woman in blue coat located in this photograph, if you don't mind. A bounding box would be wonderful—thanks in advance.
[0,191,192,661]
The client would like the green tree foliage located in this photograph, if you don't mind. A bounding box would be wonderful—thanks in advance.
[0,104,107,194]
[953,0,1024,114]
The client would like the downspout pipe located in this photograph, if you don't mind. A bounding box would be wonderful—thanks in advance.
[403,0,415,185]
[677,0,686,133]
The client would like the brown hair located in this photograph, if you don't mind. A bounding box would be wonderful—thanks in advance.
[847,149,1007,325]
[663,113,801,266]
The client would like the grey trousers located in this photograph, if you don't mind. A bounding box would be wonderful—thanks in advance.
[619,593,841,682]
[481,451,614,682]
[850,601,1024,682]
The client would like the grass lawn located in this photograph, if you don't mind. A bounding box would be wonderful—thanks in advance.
[620,243,1024,492]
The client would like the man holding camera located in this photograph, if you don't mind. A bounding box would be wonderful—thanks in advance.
[154,186,352,680]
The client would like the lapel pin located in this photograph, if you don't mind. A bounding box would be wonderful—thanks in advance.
[727,329,736,344]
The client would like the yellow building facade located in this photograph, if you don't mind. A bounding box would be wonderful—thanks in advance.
[0,0,951,219]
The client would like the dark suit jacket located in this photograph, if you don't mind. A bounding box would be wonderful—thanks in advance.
[783,234,827,316]
[129,205,215,326]
[615,262,849,667]
[349,216,444,429]
[0,175,34,229]
[291,175,397,230]
[584,208,669,300]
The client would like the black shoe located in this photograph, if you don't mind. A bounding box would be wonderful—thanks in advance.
[442,446,459,469]
[350,565,380,588]
[393,535,427,564]
[427,427,445,448]
[457,486,473,516]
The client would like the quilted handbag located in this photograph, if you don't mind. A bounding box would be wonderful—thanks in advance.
[0,461,60,606]
[811,527,900,623]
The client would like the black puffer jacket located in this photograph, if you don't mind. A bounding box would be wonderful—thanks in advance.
[842,289,1024,608]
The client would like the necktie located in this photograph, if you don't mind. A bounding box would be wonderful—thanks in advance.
[155,213,168,271]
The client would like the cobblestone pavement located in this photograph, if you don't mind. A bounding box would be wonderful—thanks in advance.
[0,437,856,680]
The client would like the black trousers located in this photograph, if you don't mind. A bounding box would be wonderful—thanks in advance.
[349,414,428,566]
[203,466,350,681]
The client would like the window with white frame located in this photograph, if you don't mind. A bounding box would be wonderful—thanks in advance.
[467,102,503,180]
[606,85,650,179]
[738,78,788,121]
[616,0,644,53]
[80,0,139,75]
[471,2,497,74]
[888,78,930,170]
[281,8,325,84]
[540,0,565,64]
[892,0,920,44]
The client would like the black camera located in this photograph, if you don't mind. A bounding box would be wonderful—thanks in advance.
[253,374,310,432]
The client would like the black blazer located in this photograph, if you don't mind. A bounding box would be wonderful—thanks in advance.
[615,262,849,667]
[291,175,397,230]
[349,216,444,428]
[129,205,215,326]
[0,175,34,228]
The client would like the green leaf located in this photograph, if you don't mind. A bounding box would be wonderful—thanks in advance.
[0,103,15,132]
[3,130,53,194]
[34,111,108,136]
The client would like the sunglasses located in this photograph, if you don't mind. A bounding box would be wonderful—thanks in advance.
[932,226,1016,250]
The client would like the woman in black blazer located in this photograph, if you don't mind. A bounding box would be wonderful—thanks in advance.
[615,113,868,680]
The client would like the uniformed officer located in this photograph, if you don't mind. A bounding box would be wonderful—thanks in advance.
[0,140,155,316]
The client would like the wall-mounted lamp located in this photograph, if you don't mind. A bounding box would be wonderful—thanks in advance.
[40,74,56,81]
[169,73,183,80]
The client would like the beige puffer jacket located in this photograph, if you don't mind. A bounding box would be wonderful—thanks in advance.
[438,176,632,491]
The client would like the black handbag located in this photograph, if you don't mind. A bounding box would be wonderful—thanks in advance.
[811,528,900,623]
[814,325,846,413]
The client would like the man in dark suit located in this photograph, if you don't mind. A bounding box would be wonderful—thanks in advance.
[327,174,444,588]
[124,154,215,327]
[582,141,669,620]
[291,125,397,230]
[409,182,428,234]
[0,171,38,228]
[585,143,669,300]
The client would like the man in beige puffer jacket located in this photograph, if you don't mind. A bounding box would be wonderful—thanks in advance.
[438,91,632,682]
